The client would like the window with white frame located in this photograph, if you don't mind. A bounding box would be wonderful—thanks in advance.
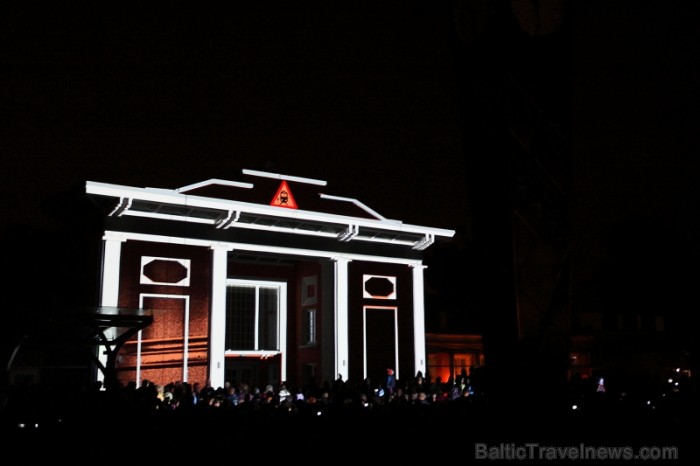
[225,280,281,351]
[303,308,316,345]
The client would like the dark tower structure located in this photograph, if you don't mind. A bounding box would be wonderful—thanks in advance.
[450,0,572,415]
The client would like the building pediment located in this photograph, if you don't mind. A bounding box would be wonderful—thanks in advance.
[86,169,454,251]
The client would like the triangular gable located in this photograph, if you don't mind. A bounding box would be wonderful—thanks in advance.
[270,180,298,209]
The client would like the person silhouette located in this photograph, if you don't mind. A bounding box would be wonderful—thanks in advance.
[385,368,397,396]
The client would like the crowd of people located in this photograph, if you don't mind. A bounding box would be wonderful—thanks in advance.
[1,367,695,447]
[2,370,479,434]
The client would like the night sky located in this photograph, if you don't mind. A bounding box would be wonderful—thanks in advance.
[2,3,700,334]
[2,2,700,453]
[1,4,467,234]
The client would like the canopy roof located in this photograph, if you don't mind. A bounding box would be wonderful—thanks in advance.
[86,169,455,251]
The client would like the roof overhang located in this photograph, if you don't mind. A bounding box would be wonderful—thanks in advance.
[86,180,455,250]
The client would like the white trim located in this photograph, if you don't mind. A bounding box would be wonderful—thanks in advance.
[362,274,397,300]
[176,178,254,193]
[85,180,454,238]
[97,233,126,385]
[209,244,231,388]
[411,265,428,376]
[362,306,399,381]
[136,294,191,385]
[223,350,281,358]
[241,169,328,186]
[334,257,350,381]
[140,256,191,286]
[319,193,387,221]
[101,233,126,308]
[102,230,424,267]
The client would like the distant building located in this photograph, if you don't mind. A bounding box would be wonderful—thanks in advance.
[81,169,455,390]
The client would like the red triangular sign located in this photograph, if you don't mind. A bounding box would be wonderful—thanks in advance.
[270,180,298,209]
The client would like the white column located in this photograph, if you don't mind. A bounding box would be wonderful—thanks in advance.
[209,243,231,389]
[278,283,288,384]
[100,232,126,308]
[411,263,428,376]
[333,256,350,381]
[98,233,126,384]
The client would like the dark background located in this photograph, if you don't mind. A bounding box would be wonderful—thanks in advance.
[2,2,699,250]
[2,1,699,420]
[1,4,468,232]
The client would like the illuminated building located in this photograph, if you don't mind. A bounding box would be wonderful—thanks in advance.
[83,169,455,390]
